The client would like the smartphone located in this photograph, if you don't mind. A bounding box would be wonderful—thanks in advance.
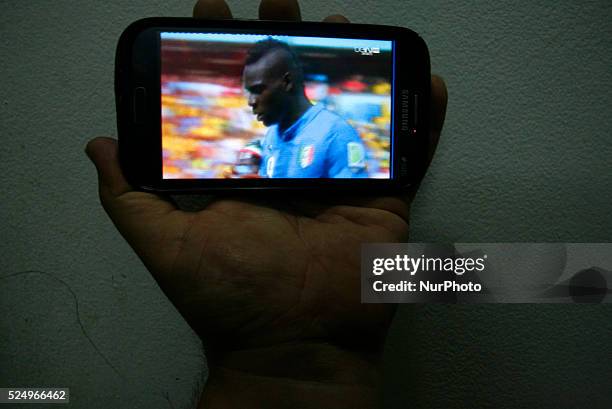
[115,17,430,193]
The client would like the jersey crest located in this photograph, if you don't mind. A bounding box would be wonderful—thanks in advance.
[298,145,315,168]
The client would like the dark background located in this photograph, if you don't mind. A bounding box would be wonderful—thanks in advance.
[1,1,611,408]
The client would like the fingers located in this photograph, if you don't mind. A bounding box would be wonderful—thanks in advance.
[193,0,233,19]
[259,0,302,21]
[322,14,350,23]
[85,137,179,248]
[430,75,448,138]
[426,75,448,171]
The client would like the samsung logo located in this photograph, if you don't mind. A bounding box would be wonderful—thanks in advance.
[354,47,380,56]
[401,90,410,131]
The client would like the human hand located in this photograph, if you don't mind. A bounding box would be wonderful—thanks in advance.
[86,1,447,408]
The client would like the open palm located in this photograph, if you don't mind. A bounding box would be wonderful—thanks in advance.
[88,172,410,351]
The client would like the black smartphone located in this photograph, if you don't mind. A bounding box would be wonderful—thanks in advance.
[115,17,430,193]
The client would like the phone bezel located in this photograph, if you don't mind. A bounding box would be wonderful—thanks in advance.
[116,17,430,193]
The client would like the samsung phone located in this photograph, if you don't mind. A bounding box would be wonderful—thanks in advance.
[115,17,430,193]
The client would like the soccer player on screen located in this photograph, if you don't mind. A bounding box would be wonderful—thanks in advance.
[242,39,368,178]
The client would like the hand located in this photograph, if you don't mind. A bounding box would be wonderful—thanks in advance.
[86,1,447,408]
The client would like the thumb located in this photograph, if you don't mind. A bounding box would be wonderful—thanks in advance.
[85,136,132,197]
[85,137,179,252]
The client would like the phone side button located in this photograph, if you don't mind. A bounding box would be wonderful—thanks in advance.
[133,87,147,124]
[413,94,418,126]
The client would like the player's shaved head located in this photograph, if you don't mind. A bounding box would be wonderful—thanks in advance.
[244,39,304,88]
[243,38,312,129]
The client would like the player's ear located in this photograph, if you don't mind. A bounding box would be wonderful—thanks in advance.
[282,72,293,92]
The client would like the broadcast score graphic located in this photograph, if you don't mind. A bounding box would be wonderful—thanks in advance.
[160,32,394,179]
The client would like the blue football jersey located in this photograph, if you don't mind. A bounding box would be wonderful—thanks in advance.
[259,104,368,178]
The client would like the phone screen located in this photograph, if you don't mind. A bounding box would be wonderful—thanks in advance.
[160,32,394,180]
